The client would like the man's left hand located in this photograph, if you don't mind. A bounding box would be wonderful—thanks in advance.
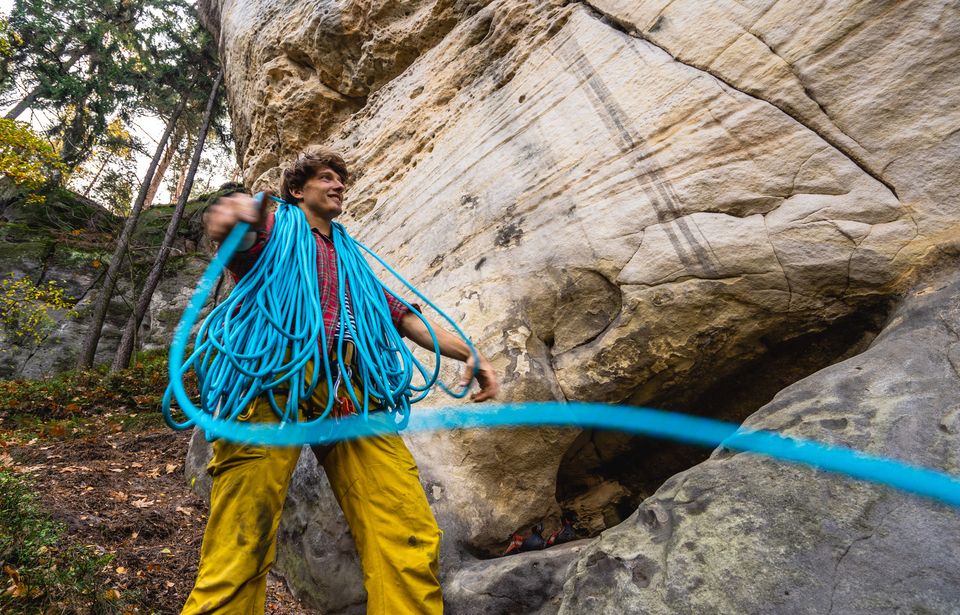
[461,352,499,402]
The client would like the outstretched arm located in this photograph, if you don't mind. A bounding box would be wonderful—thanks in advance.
[398,311,499,402]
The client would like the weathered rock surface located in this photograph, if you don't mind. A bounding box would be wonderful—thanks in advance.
[196,0,960,611]
[589,0,960,243]
[560,269,960,613]
[444,540,590,614]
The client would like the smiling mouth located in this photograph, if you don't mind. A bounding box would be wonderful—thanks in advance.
[329,194,342,205]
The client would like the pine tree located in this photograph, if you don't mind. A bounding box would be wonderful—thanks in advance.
[2,0,194,172]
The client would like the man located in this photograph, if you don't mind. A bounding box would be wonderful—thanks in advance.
[182,146,498,614]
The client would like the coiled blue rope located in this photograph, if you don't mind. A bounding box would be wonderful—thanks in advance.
[163,194,960,509]
[163,194,477,443]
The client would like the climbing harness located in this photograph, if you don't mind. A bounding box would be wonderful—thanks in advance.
[163,194,960,510]
[163,193,479,443]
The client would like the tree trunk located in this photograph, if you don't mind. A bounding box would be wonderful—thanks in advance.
[76,97,188,369]
[143,128,184,208]
[111,69,224,372]
[173,135,193,202]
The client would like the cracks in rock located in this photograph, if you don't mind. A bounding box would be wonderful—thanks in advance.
[790,146,832,196]
[600,9,903,202]
[739,30,900,201]
[761,214,793,313]
[828,502,899,614]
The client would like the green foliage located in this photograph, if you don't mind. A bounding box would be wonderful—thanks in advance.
[0,274,75,348]
[0,119,64,202]
[5,0,149,167]
[0,469,128,613]
[67,118,139,213]
[90,167,136,215]
[4,0,223,170]
[3,0,232,215]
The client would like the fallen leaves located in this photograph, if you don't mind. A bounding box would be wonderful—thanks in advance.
[61,465,92,472]
[130,499,154,509]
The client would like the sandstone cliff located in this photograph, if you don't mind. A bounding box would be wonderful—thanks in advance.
[192,0,960,612]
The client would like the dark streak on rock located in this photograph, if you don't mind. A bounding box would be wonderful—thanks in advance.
[554,36,720,276]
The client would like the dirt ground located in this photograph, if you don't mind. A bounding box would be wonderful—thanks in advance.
[1,425,317,614]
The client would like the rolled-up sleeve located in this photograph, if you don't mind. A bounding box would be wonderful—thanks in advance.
[385,290,420,329]
[225,212,275,281]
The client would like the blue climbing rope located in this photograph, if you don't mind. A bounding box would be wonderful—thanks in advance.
[163,193,960,509]
[163,193,477,443]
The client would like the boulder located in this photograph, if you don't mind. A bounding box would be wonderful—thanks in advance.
[560,269,960,612]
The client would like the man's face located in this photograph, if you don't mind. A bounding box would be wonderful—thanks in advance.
[290,165,344,222]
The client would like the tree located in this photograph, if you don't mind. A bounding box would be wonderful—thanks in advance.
[65,2,229,368]
[65,118,140,212]
[2,0,200,173]
[0,118,63,201]
[111,68,223,372]
[142,126,183,208]
[76,96,185,369]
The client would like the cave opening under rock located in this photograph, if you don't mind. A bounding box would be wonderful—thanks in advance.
[554,306,891,538]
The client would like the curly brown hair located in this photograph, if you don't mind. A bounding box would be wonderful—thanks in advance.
[279,146,349,203]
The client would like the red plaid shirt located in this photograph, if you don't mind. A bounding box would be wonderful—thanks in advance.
[226,211,414,355]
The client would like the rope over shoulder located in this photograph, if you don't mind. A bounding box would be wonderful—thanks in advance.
[163,193,479,443]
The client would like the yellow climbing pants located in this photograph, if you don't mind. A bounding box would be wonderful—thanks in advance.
[181,365,443,615]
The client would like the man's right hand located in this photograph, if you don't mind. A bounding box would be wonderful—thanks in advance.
[205,191,265,243]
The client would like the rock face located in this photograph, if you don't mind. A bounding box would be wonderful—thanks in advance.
[0,190,228,379]
[195,0,960,611]
[559,269,960,613]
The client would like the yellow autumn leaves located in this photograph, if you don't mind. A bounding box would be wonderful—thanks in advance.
[0,275,75,348]
[0,119,65,203]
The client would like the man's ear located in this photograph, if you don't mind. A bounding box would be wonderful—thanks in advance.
[290,187,303,200]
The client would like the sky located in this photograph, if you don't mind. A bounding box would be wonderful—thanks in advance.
[0,0,236,210]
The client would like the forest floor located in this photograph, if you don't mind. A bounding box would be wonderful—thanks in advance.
[0,361,317,614]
